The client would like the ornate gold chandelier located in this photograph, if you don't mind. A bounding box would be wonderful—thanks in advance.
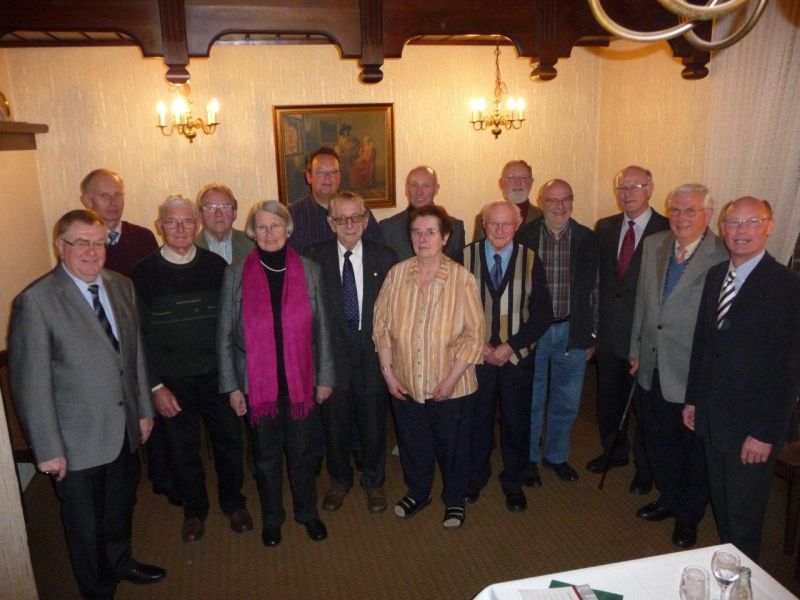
[469,44,525,139]
[156,83,219,143]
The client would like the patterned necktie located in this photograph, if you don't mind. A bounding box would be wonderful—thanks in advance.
[616,220,636,282]
[108,230,120,246]
[717,268,738,329]
[491,253,503,289]
[342,251,359,331]
[675,245,688,264]
[88,284,119,351]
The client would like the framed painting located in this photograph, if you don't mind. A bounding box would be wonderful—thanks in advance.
[273,103,396,208]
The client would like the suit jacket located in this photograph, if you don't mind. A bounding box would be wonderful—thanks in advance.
[379,206,465,263]
[217,249,335,395]
[105,221,158,277]
[596,210,669,359]
[472,201,542,242]
[685,253,800,454]
[514,216,599,349]
[629,230,729,404]
[8,266,152,470]
[303,237,398,392]
[195,228,254,264]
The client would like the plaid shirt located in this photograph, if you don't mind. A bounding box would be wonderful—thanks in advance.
[539,223,572,319]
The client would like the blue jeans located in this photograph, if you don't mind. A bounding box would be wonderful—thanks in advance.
[529,321,588,464]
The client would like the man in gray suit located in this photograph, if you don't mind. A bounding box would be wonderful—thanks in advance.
[628,184,729,549]
[380,165,465,262]
[8,209,166,599]
[194,182,253,264]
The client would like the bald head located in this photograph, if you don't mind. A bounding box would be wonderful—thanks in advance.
[721,196,774,267]
[405,166,440,209]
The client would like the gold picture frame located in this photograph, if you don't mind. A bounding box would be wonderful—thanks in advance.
[273,103,396,208]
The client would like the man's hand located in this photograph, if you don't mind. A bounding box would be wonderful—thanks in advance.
[482,343,495,363]
[586,345,596,361]
[316,385,333,404]
[139,417,154,444]
[740,435,773,464]
[682,404,696,431]
[153,386,181,418]
[629,357,640,375]
[489,343,514,367]
[229,390,247,416]
[38,456,67,482]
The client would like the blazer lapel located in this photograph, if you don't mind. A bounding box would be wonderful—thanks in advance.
[654,233,674,307]
[324,242,350,333]
[102,270,128,353]
[54,266,118,352]
[669,232,716,298]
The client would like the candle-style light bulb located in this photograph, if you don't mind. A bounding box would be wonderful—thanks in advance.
[517,97,525,119]
[172,97,188,125]
[207,98,220,125]
[156,101,167,127]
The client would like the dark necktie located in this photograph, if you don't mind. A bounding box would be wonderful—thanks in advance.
[717,268,737,328]
[342,251,359,331]
[88,284,119,351]
[616,220,636,282]
[491,253,503,289]
[108,230,120,246]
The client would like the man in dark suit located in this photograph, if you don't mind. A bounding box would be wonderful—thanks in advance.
[463,201,552,511]
[304,192,398,513]
[8,209,166,599]
[628,184,729,548]
[472,160,543,241]
[684,196,800,561]
[380,165,465,262]
[588,165,669,495]
[515,179,599,486]
[194,182,253,264]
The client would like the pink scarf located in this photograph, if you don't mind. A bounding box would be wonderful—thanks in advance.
[242,246,314,424]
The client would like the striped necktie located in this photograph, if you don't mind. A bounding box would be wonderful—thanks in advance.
[88,284,120,351]
[716,269,737,329]
[108,230,120,246]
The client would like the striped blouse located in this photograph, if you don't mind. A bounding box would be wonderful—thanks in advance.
[373,256,484,403]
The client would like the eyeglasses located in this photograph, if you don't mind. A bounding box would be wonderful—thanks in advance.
[485,221,516,231]
[61,238,108,250]
[202,204,233,213]
[722,217,770,228]
[503,175,532,183]
[615,183,648,194]
[161,218,197,229]
[409,228,441,239]
[255,223,287,233]
[669,207,704,217]
[543,195,574,206]
[331,214,366,226]
[313,169,340,179]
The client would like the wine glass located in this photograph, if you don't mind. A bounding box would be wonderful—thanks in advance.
[680,565,710,600]
[711,550,740,599]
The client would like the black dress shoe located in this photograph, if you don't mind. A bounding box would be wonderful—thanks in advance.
[152,485,183,507]
[542,459,579,482]
[181,518,205,544]
[119,562,167,585]
[505,491,527,512]
[262,526,282,547]
[672,520,698,548]
[585,453,628,473]
[229,508,254,534]
[304,518,328,541]
[524,463,542,488]
[464,486,481,504]
[629,471,653,495]
[636,501,674,521]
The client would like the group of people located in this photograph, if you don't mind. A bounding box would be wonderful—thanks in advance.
[7,148,800,599]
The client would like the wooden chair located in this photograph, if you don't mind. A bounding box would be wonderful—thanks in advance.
[0,349,34,463]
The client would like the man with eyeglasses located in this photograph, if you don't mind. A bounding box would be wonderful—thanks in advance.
[515,179,599,486]
[131,195,252,545]
[80,168,158,277]
[684,196,800,561]
[462,201,552,511]
[194,183,253,264]
[472,160,543,241]
[380,165,465,262]
[289,147,383,252]
[627,184,728,549]
[303,192,397,513]
[8,209,166,598]
[588,165,669,496]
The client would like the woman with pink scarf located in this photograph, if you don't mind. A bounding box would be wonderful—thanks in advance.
[217,200,334,548]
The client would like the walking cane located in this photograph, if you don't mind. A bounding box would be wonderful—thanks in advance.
[598,380,638,490]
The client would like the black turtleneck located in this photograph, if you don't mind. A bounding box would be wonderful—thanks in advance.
[257,244,288,396]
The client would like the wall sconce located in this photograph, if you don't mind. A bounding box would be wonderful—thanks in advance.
[156,83,219,143]
[469,44,525,139]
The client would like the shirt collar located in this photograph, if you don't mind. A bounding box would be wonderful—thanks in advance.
[61,263,103,290]
[729,251,765,285]
[161,244,197,264]
[628,207,652,229]
[204,229,232,245]
[337,239,363,259]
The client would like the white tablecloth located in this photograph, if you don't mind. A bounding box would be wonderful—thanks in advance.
[473,544,796,600]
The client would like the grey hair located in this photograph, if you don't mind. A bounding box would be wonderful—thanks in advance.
[480,200,521,223]
[666,183,714,211]
[158,194,198,221]
[329,191,368,217]
[245,200,293,239]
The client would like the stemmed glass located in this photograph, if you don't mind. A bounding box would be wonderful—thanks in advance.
[680,565,710,600]
[711,550,740,599]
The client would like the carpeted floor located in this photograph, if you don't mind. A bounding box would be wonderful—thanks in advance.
[22,367,800,599]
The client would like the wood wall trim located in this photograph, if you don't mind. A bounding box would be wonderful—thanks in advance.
[0,122,49,152]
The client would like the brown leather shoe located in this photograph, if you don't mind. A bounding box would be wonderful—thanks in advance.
[181,518,205,544]
[322,488,348,511]
[229,508,254,534]
[366,487,387,513]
